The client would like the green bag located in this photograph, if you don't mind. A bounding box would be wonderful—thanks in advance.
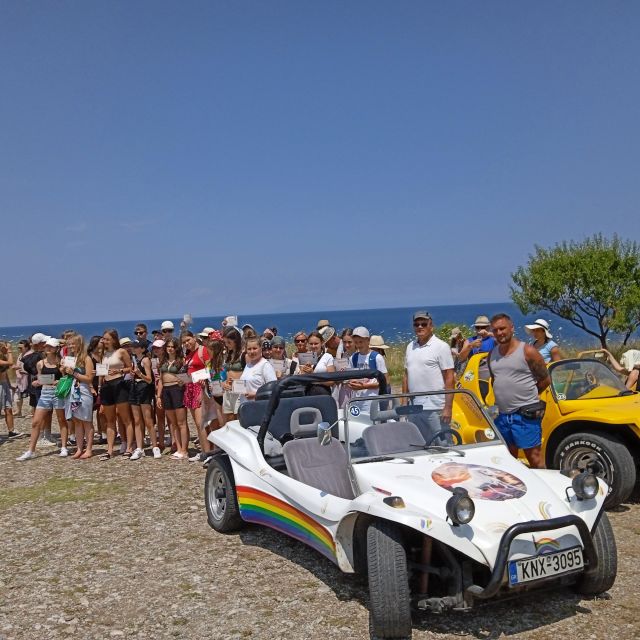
[55,375,74,399]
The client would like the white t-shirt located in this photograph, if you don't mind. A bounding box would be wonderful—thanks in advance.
[404,336,454,410]
[239,358,277,404]
[313,352,334,373]
[352,351,388,413]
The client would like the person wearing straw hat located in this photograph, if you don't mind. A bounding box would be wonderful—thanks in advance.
[524,319,562,363]
[369,335,389,356]
[457,315,496,363]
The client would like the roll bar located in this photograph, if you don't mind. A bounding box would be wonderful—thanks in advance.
[256,369,388,453]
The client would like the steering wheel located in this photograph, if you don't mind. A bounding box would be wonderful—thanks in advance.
[424,429,463,447]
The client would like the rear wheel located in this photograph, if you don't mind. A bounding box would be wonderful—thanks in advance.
[204,456,244,532]
[574,512,617,595]
[367,520,412,640]
[553,432,636,509]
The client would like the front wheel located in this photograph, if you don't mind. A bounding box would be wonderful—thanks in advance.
[367,520,412,640]
[553,432,636,509]
[204,456,244,533]
[574,512,617,595]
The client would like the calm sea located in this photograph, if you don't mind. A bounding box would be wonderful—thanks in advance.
[0,303,617,347]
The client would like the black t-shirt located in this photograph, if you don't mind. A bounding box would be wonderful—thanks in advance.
[22,351,44,395]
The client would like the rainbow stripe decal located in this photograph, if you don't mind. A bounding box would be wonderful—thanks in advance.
[534,537,561,554]
[237,486,336,560]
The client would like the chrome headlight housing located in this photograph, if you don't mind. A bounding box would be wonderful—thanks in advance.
[446,487,475,525]
[572,471,599,500]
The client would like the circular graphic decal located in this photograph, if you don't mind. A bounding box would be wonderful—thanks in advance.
[463,371,475,381]
[349,406,361,416]
[431,462,527,501]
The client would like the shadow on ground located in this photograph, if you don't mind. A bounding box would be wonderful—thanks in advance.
[237,522,598,638]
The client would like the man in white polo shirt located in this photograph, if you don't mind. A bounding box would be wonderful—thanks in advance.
[403,310,455,443]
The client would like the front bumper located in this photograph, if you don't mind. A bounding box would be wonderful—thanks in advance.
[466,514,598,599]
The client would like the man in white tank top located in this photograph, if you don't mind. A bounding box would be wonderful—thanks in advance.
[489,313,550,469]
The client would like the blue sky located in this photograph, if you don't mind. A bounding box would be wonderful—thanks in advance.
[1,1,639,326]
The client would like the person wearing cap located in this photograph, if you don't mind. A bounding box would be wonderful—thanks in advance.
[160,321,175,339]
[22,333,48,425]
[403,311,455,443]
[150,339,167,449]
[525,319,562,363]
[489,313,550,469]
[347,327,389,413]
[457,315,496,363]
[262,328,275,341]
[319,325,341,358]
[198,327,215,341]
[17,338,69,460]
[317,319,330,331]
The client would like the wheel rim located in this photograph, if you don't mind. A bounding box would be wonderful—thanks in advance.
[562,446,612,486]
[207,467,227,521]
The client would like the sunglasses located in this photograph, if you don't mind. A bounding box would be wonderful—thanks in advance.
[134,331,145,335]
[294,339,307,343]
[413,322,430,328]
[162,329,172,333]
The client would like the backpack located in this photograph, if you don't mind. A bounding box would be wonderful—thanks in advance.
[351,352,379,371]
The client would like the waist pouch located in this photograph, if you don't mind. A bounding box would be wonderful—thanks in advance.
[517,400,546,420]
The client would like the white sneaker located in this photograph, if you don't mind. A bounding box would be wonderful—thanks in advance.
[130,448,144,461]
[59,447,69,457]
[16,450,35,461]
[152,447,162,459]
[38,437,56,447]
[188,453,203,462]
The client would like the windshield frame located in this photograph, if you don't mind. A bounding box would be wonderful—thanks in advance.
[344,388,506,466]
[547,358,628,402]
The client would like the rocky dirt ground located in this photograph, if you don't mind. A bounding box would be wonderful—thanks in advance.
[0,414,638,640]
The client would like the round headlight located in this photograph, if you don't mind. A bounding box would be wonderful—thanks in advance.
[572,471,599,500]
[446,487,475,525]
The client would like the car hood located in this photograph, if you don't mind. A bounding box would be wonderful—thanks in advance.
[556,392,640,423]
[351,444,605,568]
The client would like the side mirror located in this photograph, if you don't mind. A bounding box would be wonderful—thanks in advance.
[317,421,332,446]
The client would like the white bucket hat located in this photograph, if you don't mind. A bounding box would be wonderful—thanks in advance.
[525,319,552,340]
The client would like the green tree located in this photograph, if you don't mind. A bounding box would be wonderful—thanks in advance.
[511,235,640,349]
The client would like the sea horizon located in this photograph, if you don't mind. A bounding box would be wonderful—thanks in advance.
[0,302,629,347]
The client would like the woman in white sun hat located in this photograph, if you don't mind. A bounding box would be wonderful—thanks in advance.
[525,319,562,363]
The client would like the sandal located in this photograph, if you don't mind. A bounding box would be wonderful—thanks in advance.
[98,453,112,461]
[122,451,132,458]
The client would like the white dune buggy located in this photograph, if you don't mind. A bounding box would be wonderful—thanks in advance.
[204,371,617,640]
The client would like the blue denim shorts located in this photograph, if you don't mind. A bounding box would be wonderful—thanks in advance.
[495,412,542,450]
[37,386,64,411]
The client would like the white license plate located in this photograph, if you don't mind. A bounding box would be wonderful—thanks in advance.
[508,546,583,586]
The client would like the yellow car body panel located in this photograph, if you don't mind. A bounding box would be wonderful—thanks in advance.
[457,353,640,462]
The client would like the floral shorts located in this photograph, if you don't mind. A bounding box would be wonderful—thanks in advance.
[183,382,202,409]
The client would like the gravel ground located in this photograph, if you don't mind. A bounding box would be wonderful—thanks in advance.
[0,414,638,640]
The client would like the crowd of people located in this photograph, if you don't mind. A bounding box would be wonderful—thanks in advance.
[2,310,637,469]
[1,316,396,462]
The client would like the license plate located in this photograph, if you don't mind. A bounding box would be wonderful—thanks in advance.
[508,546,583,586]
